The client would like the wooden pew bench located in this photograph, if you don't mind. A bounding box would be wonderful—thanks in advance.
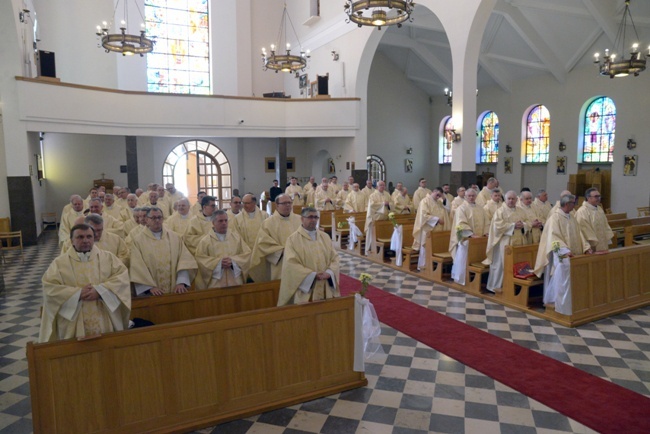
[130,280,281,324]
[501,244,544,309]
[369,215,415,261]
[331,211,366,251]
[545,244,650,327]
[391,223,418,272]
[424,230,452,283]
[605,212,626,221]
[624,223,650,247]
[608,216,650,246]
[464,237,490,296]
[28,295,366,434]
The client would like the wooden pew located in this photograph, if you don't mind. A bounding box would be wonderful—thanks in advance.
[368,215,415,261]
[391,223,418,272]
[130,280,281,324]
[424,230,452,283]
[331,211,366,251]
[27,296,366,434]
[624,224,650,247]
[608,216,650,246]
[545,244,650,327]
[501,244,544,309]
[463,237,489,296]
[606,212,626,221]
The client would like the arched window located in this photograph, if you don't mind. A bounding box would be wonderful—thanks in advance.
[440,116,454,164]
[163,140,232,208]
[524,105,550,163]
[145,0,210,94]
[366,155,386,182]
[583,97,615,163]
[479,111,499,163]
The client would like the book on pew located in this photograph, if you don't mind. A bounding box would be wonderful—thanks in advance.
[513,262,535,279]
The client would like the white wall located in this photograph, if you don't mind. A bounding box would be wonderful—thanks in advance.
[367,52,432,193]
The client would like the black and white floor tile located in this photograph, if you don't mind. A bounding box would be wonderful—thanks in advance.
[0,231,647,433]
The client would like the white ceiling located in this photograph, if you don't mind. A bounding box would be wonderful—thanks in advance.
[376,0,650,96]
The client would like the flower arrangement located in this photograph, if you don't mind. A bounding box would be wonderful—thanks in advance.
[359,273,373,297]
[388,212,398,227]
[456,225,465,243]
[337,221,348,229]
[308,203,314,208]
[551,241,566,262]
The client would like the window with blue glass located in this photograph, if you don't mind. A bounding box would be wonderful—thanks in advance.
[479,111,499,163]
[525,105,550,163]
[441,117,454,164]
[583,97,615,163]
[145,0,210,94]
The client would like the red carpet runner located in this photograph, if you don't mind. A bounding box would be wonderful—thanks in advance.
[340,274,650,434]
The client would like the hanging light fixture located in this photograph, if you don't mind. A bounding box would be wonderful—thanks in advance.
[344,1,415,30]
[594,0,648,78]
[95,0,154,57]
[261,4,310,73]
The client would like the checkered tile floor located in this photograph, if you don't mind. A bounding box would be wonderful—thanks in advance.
[1,231,648,433]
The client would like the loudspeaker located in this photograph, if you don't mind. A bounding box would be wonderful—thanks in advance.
[38,50,56,78]
[317,74,329,96]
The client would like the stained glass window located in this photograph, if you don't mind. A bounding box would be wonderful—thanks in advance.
[145,0,210,94]
[441,117,453,164]
[366,155,385,182]
[583,97,615,163]
[479,111,499,163]
[524,105,550,163]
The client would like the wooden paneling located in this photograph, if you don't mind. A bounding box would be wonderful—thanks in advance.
[28,296,366,434]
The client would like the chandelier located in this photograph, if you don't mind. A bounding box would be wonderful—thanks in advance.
[344,0,415,30]
[261,4,310,73]
[95,0,154,57]
[594,0,648,78]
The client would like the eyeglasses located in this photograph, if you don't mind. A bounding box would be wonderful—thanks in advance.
[232,201,242,205]
[590,195,601,198]
[303,215,319,220]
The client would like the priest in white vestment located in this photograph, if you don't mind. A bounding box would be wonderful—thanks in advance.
[314,183,336,211]
[278,207,340,306]
[394,187,414,214]
[335,182,350,209]
[450,186,466,219]
[476,177,499,207]
[285,177,305,206]
[364,181,393,254]
[183,196,217,255]
[361,180,375,197]
[88,198,125,239]
[195,210,251,289]
[249,195,302,282]
[232,194,269,249]
[412,178,431,211]
[130,208,198,296]
[412,188,450,250]
[59,195,85,246]
[40,224,131,342]
[484,191,529,292]
[344,183,368,212]
[450,188,489,285]
[517,191,543,244]
[534,194,592,315]
[164,198,193,236]
[532,189,552,223]
[575,188,614,251]
[483,189,504,221]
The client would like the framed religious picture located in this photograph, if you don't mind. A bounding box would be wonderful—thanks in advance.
[310,80,318,98]
[556,156,566,175]
[623,155,637,176]
[265,157,276,173]
[405,158,413,173]
[504,157,513,174]
[299,74,308,89]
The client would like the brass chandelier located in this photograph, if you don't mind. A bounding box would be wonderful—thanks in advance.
[594,0,648,78]
[261,4,310,73]
[95,0,154,57]
[344,0,415,30]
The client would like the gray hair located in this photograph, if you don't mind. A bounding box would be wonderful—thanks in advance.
[214,209,228,217]
[89,198,102,205]
[84,213,104,226]
[536,188,547,197]
[301,207,318,217]
[560,194,576,207]
[275,194,291,204]
[145,206,161,217]
[466,188,478,195]
[505,190,518,199]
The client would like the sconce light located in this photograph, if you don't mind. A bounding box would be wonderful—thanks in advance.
[444,88,453,106]
[331,50,339,61]
[558,141,566,152]
[406,147,413,155]
[505,144,512,153]
[447,130,461,142]
[627,138,636,150]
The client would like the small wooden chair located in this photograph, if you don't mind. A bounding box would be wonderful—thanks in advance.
[0,230,24,264]
[42,212,58,231]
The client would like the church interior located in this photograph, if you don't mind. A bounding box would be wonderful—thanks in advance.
[0,0,649,433]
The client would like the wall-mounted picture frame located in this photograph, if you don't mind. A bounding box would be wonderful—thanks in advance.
[405,158,413,173]
[624,155,637,176]
[265,157,296,172]
[310,80,318,98]
[504,157,513,174]
[299,74,308,89]
[556,156,566,175]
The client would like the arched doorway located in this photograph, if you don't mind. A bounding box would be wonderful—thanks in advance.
[162,140,232,208]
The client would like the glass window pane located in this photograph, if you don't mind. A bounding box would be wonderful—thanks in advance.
[441,117,453,164]
[525,105,550,163]
[479,111,499,163]
[583,97,615,163]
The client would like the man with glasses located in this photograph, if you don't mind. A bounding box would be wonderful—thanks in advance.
[575,188,614,252]
[233,193,268,250]
[249,194,302,282]
[184,196,217,255]
[278,207,340,306]
[227,195,243,220]
[129,207,197,296]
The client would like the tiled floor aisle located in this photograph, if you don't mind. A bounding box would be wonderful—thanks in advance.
[0,231,648,433]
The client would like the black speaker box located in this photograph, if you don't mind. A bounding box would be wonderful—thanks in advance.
[38,50,56,78]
